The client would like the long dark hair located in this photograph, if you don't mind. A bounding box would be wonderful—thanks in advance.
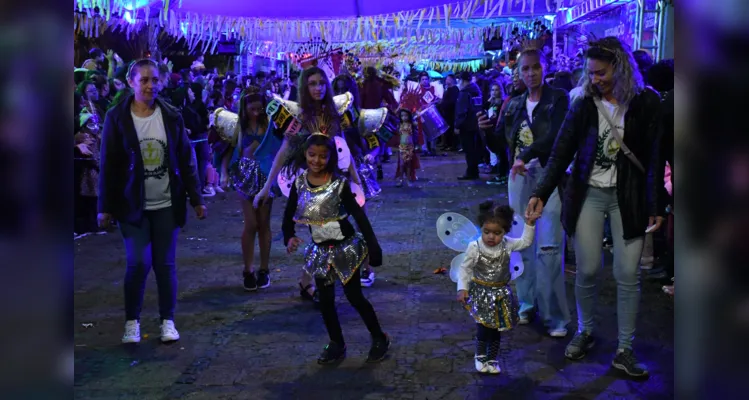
[298,67,341,136]
[293,134,340,177]
[238,92,268,132]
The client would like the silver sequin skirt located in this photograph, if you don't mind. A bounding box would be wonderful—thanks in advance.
[303,233,368,286]
[230,157,269,200]
[465,281,519,331]
[355,157,381,199]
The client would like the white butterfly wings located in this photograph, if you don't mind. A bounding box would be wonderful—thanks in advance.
[276,166,366,207]
[436,213,480,283]
[436,213,480,253]
[277,167,303,197]
[334,136,351,171]
[436,212,525,283]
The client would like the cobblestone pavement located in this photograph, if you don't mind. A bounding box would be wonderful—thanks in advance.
[74,154,674,399]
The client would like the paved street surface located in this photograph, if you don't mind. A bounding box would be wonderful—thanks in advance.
[74,154,674,399]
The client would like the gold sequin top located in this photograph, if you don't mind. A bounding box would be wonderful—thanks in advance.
[292,171,348,226]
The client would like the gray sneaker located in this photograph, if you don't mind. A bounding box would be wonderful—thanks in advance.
[565,331,595,360]
[612,348,649,377]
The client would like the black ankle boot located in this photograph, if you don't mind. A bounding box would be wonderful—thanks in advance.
[317,341,346,364]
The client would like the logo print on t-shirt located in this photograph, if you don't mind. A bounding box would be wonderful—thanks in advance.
[594,125,622,170]
[140,138,168,179]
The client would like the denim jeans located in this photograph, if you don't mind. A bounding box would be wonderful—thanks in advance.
[507,162,570,329]
[573,186,644,350]
[120,207,180,321]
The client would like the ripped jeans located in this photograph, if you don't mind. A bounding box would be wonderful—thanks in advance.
[507,161,570,330]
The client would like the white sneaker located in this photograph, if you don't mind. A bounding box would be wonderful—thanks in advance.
[122,320,141,343]
[160,320,180,342]
[213,185,225,194]
[474,356,489,373]
[485,360,501,374]
[202,187,216,197]
[361,270,375,287]
[549,328,568,338]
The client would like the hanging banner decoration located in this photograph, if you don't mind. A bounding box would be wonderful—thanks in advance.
[74,0,549,56]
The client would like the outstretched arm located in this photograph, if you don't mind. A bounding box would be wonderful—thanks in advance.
[505,223,536,252]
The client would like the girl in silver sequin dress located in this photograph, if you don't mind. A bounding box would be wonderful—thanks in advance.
[456,201,536,374]
[283,134,390,365]
[229,92,275,291]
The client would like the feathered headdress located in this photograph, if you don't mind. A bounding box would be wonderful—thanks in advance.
[306,114,335,137]
[398,84,422,113]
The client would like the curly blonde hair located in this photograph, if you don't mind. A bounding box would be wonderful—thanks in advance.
[580,37,644,104]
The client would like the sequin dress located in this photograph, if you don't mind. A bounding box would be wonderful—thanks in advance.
[457,224,535,331]
[282,171,383,286]
[229,126,269,200]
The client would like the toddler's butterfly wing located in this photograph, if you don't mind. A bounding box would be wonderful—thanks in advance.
[334,136,351,170]
[277,167,301,197]
[507,213,526,280]
[349,182,366,207]
[436,212,480,253]
[509,251,524,281]
[449,253,466,283]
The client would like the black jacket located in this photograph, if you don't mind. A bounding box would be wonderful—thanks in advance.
[439,86,460,126]
[533,89,664,240]
[454,82,483,133]
[487,84,569,167]
[98,94,204,227]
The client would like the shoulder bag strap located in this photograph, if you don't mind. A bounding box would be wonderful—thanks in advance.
[593,98,646,173]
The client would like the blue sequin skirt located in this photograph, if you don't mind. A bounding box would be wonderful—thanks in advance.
[230,157,269,200]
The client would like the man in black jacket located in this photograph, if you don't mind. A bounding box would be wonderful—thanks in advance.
[454,71,483,180]
[478,49,571,338]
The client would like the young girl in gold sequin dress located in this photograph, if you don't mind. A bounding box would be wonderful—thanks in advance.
[456,201,536,374]
[283,134,390,365]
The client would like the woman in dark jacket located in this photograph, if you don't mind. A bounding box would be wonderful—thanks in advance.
[526,37,664,377]
[97,59,206,345]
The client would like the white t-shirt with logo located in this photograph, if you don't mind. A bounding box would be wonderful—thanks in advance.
[588,99,626,188]
[132,106,172,210]
[514,99,540,166]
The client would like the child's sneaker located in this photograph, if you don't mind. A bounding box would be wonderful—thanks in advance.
[317,342,346,364]
[360,268,375,287]
[160,320,180,343]
[485,360,501,374]
[122,320,141,343]
[202,186,216,197]
[474,355,489,373]
[366,333,390,363]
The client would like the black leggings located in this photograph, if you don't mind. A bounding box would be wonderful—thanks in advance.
[316,268,384,346]
[476,324,501,361]
[476,324,501,342]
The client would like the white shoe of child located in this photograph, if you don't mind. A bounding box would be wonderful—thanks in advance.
[474,356,489,373]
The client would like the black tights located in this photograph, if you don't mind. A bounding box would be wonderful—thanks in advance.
[475,324,501,362]
[316,268,385,346]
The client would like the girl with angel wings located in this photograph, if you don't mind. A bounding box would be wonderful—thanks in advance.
[437,201,536,374]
